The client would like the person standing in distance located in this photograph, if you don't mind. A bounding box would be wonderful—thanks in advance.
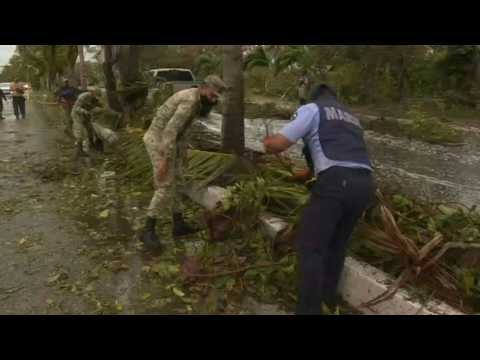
[10,80,26,120]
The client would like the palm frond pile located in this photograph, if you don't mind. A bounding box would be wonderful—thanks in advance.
[118,128,480,312]
[355,191,480,311]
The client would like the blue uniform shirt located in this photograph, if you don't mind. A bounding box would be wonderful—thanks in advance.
[279,103,373,175]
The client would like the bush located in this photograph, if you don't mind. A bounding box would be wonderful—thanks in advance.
[365,106,464,145]
[406,107,463,144]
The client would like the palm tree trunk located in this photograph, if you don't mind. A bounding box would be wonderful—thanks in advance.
[48,45,57,90]
[222,45,245,154]
[102,45,124,117]
[116,45,142,127]
[78,45,87,90]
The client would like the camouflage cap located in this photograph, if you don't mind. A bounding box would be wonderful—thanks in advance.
[203,75,227,94]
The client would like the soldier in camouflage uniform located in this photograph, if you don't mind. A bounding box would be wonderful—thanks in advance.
[71,88,103,157]
[142,75,227,250]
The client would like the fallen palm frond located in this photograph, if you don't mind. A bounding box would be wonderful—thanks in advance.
[185,150,237,189]
[117,128,480,312]
[117,131,152,188]
[118,133,237,189]
[357,191,480,310]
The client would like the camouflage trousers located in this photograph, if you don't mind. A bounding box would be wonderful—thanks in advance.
[72,111,92,152]
[144,132,186,219]
[63,105,74,136]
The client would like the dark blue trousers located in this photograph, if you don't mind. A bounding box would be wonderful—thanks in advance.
[12,96,26,120]
[296,166,375,315]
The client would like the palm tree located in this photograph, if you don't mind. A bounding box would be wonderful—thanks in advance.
[275,45,316,75]
[102,45,124,114]
[193,50,223,78]
[243,45,277,94]
[16,45,79,90]
[244,45,273,70]
[78,45,87,90]
[101,45,147,127]
[222,45,245,154]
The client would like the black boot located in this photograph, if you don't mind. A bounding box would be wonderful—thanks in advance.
[94,139,105,153]
[142,217,162,250]
[172,213,199,237]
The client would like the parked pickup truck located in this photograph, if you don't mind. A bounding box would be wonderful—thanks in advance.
[146,68,204,113]
[0,83,12,98]
[143,68,205,129]
[148,68,203,93]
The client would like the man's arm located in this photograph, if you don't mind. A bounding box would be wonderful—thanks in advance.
[153,101,195,181]
[263,105,315,155]
[264,135,294,154]
[159,102,195,160]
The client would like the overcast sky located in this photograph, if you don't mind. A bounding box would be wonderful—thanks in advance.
[0,45,16,65]
[0,45,97,66]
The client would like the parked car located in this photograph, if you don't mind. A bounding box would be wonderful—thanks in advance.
[0,82,12,98]
[148,68,202,93]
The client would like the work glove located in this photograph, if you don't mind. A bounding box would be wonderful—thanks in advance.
[291,168,313,182]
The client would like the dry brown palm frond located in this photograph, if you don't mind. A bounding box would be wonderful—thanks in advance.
[360,192,472,309]
[360,269,411,309]
[422,242,480,272]
[417,233,444,263]
[379,205,419,258]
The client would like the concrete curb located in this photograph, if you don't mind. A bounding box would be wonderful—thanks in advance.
[182,184,464,315]
[340,257,463,315]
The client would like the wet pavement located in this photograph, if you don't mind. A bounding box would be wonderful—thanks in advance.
[195,113,480,208]
[0,101,94,314]
[0,101,188,314]
[4,95,473,315]
[0,100,294,315]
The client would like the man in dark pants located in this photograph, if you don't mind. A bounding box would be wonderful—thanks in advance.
[10,80,26,120]
[264,84,375,315]
[0,88,7,119]
[55,79,81,138]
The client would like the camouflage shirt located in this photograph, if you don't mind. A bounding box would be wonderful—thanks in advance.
[146,88,201,160]
[73,92,100,111]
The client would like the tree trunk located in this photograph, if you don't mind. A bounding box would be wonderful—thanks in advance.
[222,45,245,154]
[78,45,87,90]
[102,45,124,116]
[116,45,141,85]
[101,45,146,127]
[397,55,408,103]
[115,45,143,126]
[48,45,57,90]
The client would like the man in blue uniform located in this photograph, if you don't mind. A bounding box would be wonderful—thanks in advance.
[264,84,375,315]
